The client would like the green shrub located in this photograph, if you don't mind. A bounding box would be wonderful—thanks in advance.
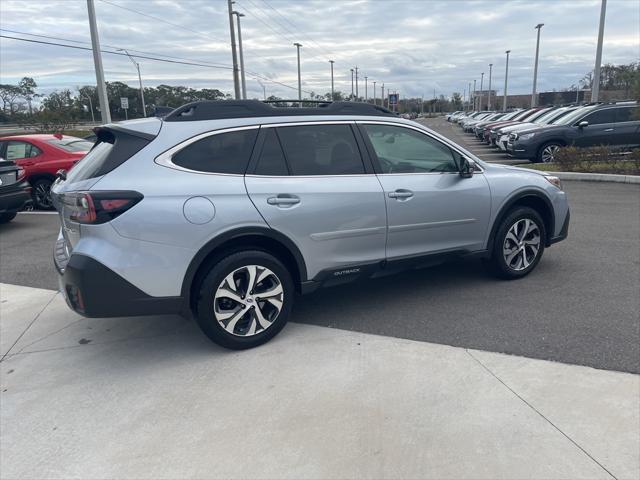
[553,146,640,175]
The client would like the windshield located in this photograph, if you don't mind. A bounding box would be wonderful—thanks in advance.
[47,137,94,152]
[534,108,566,124]
[545,107,580,125]
[554,106,597,125]
[500,110,522,120]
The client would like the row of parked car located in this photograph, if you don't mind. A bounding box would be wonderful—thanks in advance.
[446,101,640,163]
[0,133,94,222]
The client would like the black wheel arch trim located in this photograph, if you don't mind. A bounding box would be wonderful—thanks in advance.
[487,188,556,250]
[181,226,308,301]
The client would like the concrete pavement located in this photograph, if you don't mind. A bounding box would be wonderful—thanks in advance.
[1,282,638,479]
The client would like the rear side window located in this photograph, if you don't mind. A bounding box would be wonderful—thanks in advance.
[582,109,615,125]
[255,129,288,176]
[65,129,150,183]
[5,141,41,160]
[172,129,258,174]
[615,106,640,123]
[276,124,364,175]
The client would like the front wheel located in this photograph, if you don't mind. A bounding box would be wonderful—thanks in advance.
[537,142,562,163]
[487,207,546,279]
[195,250,293,349]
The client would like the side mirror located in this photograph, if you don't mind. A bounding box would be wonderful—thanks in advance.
[459,157,474,178]
[578,120,589,128]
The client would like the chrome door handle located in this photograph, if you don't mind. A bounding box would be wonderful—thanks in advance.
[388,189,414,199]
[267,195,300,206]
[603,128,614,132]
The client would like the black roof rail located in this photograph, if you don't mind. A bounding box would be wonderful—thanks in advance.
[163,100,397,122]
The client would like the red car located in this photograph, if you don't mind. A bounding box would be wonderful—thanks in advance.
[0,134,93,209]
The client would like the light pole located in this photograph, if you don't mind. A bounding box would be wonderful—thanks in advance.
[257,79,266,100]
[532,23,544,107]
[381,83,384,108]
[227,0,241,99]
[86,0,110,123]
[82,92,95,123]
[232,11,247,99]
[118,49,147,117]
[503,50,510,111]
[329,60,334,100]
[365,76,368,102]
[487,64,493,110]
[468,82,471,111]
[350,69,354,100]
[354,66,359,100]
[479,72,484,110]
[293,42,302,107]
[592,0,607,102]
[373,81,376,105]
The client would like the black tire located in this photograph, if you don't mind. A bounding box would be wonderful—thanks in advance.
[32,178,54,210]
[487,207,546,279]
[0,212,17,224]
[536,141,562,164]
[195,250,294,350]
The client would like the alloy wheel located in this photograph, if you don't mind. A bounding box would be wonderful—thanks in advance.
[213,264,284,337]
[503,218,541,271]
[34,182,53,209]
[541,144,560,163]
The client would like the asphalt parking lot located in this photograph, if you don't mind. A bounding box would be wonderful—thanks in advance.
[1,180,638,373]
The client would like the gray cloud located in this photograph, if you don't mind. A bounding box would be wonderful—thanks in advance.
[0,0,638,100]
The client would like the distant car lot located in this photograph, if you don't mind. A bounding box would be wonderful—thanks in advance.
[1,177,638,373]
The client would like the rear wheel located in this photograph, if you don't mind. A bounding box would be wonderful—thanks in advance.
[537,142,562,163]
[32,178,54,210]
[195,250,293,349]
[0,212,17,224]
[487,207,546,279]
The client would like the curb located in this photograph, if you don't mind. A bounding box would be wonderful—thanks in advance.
[541,171,640,184]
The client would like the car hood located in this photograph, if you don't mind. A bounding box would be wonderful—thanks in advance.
[498,122,537,133]
[516,124,565,135]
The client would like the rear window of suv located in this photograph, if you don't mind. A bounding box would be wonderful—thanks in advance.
[172,128,259,174]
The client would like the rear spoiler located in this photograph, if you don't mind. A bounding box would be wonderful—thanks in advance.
[93,124,157,141]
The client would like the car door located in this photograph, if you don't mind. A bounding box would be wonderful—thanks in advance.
[358,122,491,259]
[244,123,387,280]
[614,106,640,147]
[572,108,616,147]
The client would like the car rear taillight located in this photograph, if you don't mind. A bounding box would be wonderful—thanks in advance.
[65,191,143,224]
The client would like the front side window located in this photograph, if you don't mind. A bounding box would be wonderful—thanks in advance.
[363,124,458,174]
[276,124,365,175]
[5,141,41,160]
[172,128,259,174]
[581,109,615,125]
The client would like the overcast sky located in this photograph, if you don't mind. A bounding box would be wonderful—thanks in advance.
[0,0,638,100]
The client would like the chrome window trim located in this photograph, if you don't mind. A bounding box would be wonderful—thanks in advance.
[356,120,485,174]
[154,125,259,175]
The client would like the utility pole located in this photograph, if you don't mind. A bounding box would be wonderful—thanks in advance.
[86,0,111,123]
[350,69,354,100]
[227,0,241,99]
[479,72,484,110]
[293,43,302,107]
[373,81,376,105]
[329,60,334,100]
[354,66,359,100]
[473,79,477,110]
[503,50,510,111]
[532,23,544,107]
[118,49,147,117]
[468,82,471,111]
[365,76,368,102]
[592,0,607,102]
[232,11,247,99]
[488,63,493,110]
[381,83,384,108]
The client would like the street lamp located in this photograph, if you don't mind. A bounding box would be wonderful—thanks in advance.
[365,76,368,102]
[257,79,266,100]
[503,50,510,110]
[118,49,146,117]
[232,11,247,100]
[473,79,476,110]
[532,23,544,107]
[479,72,484,110]
[592,0,607,102]
[488,63,493,110]
[373,81,376,106]
[293,43,302,107]
[350,68,354,100]
[329,60,335,100]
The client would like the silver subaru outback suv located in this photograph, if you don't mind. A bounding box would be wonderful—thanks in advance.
[52,101,569,349]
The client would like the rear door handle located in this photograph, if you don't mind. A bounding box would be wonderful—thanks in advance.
[267,195,300,206]
[388,189,414,200]
[603,128,614,132]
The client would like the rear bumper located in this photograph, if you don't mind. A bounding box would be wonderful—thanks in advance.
[56,253,184,318]
[0,182,30,214]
